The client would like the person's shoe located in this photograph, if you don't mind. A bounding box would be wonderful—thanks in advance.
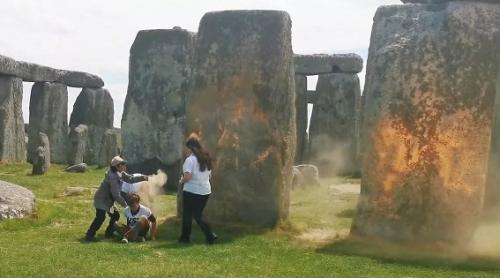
[121,238,129,244]
[178,237,190,244]
[207,233,218,245]
[83,235,98,243]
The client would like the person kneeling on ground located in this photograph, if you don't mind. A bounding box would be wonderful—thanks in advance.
[115,193,157,243]
[84,156,148,242]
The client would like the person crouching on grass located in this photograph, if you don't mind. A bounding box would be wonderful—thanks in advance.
[84,156,148,242]
[115,193,157,243]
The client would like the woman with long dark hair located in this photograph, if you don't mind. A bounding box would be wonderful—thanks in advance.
[178,134,217,244]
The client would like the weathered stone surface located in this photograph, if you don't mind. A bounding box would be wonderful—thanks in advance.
[122,28,195,191]
[32,132,50,175]
[0,180,35,220]
[294,53,363,75]
[0,55,21,76]
[67,124,88,165]
[0,75,26,162]
[28,82,69,163]
[351,3,500,244]
[65,163,88,173]
[186,10,295,227]
[402,0,500,3]
[57,71,104,88]
[485,91,500,209]
[0,54,104,88]
[309,73,361,176]
[97,129,121,168]
[295,75,308,164]
[306,90,317,104]
[17,62,60,83]
[69,88,114,164]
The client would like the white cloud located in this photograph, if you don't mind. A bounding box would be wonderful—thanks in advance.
[0,0,400,127]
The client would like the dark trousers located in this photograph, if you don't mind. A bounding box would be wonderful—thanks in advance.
[86,208,120,238]
[180,191,214,241]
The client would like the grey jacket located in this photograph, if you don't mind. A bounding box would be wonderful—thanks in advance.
[93,171,146,211]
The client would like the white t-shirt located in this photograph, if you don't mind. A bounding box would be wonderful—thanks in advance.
[121,174,143,194]
[182,154,211,195]
[124,204,152,227]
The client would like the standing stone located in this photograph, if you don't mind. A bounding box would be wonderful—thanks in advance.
[122,28,195,191]
[351,2,500,244]
[67,124,88,165]
[402,0,500,3]
[0,75,25,162]
[485,89,500,210]
[295,75,308,164]
[32,132,50,175]
[309,73,361,176]
[28,82,68,164]
[185,10,295,227]
[97,129,121,168]
[69,88,114,164]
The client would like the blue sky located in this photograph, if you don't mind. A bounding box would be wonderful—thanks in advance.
[0,0,400,127]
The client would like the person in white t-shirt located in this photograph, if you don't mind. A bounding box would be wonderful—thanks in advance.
[178,134,217,244]
[115,193,157,243]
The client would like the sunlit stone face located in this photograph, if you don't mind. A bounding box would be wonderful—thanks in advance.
[352,2,500,245]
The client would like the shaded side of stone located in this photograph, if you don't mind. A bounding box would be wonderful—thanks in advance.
[67,124,88,165]
[294,53,363,75]
[0,75,26,162]
[28,82,69,163]
[69,88,114,164]
[309,73,361,177]
[295,75,308,164]
[97,129,121,168]
[485,75,500,210]
[186,10,296,227]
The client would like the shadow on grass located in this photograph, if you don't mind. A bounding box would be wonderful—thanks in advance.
[317,236,500,272]
[336,209,357,218]
[152,216,270,249]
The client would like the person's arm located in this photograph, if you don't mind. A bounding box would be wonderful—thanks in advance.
[182,157,194,183]
[110,176,127,208]
[122,172,149,184]
[148,214,157,240]
[183,172,193,183]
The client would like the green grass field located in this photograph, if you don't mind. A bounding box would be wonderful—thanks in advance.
[1,163,500,277]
